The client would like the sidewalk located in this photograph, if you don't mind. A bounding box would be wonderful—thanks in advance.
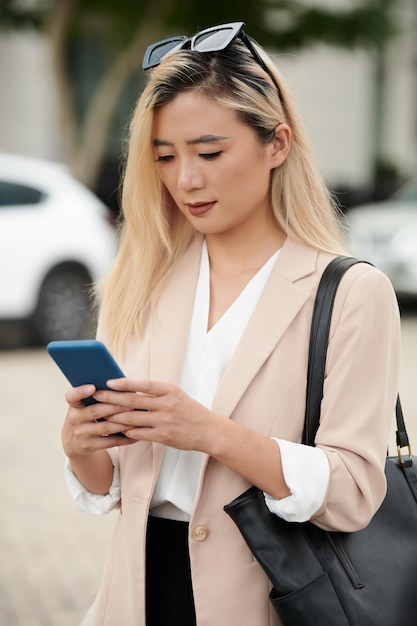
[0,348,117,626]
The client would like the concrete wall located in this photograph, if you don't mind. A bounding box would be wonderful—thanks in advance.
[0,30,61,160]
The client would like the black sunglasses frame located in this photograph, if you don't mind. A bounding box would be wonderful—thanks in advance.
[142,22,283,103]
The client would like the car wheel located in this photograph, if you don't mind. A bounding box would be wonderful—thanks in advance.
[33,265,95,344]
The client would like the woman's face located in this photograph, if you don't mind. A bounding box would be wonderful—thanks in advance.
[152,91,289,238]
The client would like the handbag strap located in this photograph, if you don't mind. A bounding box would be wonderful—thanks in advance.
[303,256,360,445]
[302,257,412,468]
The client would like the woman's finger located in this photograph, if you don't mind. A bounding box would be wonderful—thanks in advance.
[106,378,171,397]
[65,384,96,406]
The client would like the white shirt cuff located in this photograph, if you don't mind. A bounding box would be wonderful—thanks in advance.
[264,438,330,522]
[64,449,121,516]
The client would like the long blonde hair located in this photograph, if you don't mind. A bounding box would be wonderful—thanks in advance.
[98,37,346,356]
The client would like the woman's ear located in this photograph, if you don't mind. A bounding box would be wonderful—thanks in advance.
[270,124,291,169]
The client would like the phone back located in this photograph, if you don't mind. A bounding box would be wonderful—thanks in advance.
[47,339,125,399]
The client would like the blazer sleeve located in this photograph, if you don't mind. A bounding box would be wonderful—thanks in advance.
[311,264,401,532]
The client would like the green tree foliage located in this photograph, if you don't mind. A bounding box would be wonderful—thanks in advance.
[0,0,400,189]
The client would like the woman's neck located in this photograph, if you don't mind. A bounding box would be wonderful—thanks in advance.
[205,225,286,279]
[205,225,286,330]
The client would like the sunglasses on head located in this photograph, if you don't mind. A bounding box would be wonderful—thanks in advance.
[142,21,283,102]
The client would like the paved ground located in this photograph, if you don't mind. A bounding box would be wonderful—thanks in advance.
[1,315,417,625]
[0,341,117,626]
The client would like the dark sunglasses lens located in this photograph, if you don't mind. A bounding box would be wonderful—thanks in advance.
[193,26,237,52]
[144,37,186,68]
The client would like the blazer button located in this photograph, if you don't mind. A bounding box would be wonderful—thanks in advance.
[191,525,209,542]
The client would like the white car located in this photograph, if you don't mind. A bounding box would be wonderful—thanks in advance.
[0,152,118,343]
[347,177,417,298]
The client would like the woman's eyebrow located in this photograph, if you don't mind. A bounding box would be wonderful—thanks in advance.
[152,135,229,147]
[187,134,229,145]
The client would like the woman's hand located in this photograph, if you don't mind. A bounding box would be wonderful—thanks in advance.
[93,379,218,452]
[62,383,137,458]
[93,378,290,500]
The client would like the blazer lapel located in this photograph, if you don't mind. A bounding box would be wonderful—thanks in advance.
[148,236,204,470]
[149,235,203,384]
[212,236,318,417]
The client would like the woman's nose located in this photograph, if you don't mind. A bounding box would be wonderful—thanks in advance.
[177,162,204,190]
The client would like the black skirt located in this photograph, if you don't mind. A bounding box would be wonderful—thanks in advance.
[146,516,197,626]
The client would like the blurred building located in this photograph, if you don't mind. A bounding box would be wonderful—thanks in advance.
[0,2,416,209]
[0,30,61,159]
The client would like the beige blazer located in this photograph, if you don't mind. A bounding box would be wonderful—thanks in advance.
[82,234,400,626]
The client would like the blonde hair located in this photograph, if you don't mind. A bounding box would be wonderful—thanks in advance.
[98,38,346,357]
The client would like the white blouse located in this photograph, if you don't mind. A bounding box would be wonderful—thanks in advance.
[65,242,329,522]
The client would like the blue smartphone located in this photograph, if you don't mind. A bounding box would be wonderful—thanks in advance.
[47,339,125,405]
[47,339,127,436]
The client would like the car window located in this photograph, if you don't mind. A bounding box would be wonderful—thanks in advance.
[0,181,45,206]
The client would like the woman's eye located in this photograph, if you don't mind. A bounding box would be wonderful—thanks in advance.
[155,154,174,162]
[200,151,222,160]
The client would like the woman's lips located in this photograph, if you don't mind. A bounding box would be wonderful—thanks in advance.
[186,201,216,217]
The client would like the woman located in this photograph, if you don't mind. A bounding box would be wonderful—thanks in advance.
[62,22,400,626]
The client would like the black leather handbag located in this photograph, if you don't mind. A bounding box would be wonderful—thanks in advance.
[224,256,417,626]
